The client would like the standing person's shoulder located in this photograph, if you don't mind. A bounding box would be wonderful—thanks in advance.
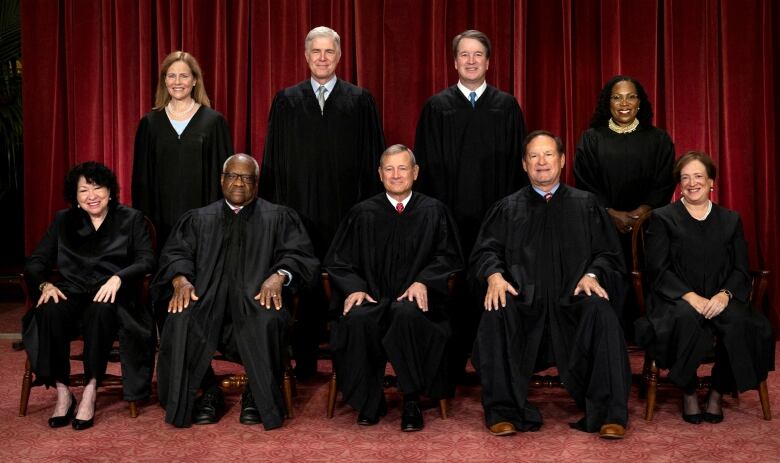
[334,79,374,98]
[483,84,520,108]
[423,85,460,110]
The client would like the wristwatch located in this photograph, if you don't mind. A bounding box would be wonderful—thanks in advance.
[38,281,50,291]
[585,272,598,281]
[719,289,733,300]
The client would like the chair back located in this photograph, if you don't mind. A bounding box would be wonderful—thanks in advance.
[630,211,653,316]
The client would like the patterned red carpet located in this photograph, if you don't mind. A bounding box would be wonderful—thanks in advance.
[1,326,779,461]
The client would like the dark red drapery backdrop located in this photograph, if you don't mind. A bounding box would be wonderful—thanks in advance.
[20,0,780,328]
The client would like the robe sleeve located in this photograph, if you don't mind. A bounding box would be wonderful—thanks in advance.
[152,210,199,304]
[114,210,156,283]
[722,216,752,302]
[24,211,62,291]
[323,211,371,296]
[132,116,154,216]
[585,199,626,280]
[574,131,610,208]
[202,113,233,204]
[270,208,320,291]
[357,91,385,200]
[644,130,676,208]
[644,213,693,300]
[469,200,510,283]
[413,207,464,297]
[259,93,285,202]
[413,100,443,198]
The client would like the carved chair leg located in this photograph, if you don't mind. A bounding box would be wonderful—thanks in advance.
[283,369,294,419]
[758,380,772,420]
[326,372,337,418]
[129,400,138,418]
[19,357,33,417]
[644,360,658,421]
[438,399,448,419]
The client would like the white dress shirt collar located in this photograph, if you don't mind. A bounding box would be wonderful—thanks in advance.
[457,81,487,102]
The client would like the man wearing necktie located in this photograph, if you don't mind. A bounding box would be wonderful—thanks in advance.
[470,131,631,439]
[413,29,528,384]
[261,26,386,379]
[325,144,463,432]
[154,154,320,430]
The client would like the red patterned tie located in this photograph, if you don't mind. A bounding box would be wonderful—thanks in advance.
[396,202,404,213]
[544,193,552,203]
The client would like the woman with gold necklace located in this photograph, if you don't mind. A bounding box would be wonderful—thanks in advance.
[636,152,774,424]
[132,51,233,252]
[574,75,676,331]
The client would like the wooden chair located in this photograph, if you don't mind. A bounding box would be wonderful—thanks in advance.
[323,272,451,419]
[18,216,157,418]
[631,212,772,421]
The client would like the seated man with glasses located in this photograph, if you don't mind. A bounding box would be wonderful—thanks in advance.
[153,153,320,430]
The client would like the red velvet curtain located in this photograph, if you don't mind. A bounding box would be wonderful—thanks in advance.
[21,0,780,327]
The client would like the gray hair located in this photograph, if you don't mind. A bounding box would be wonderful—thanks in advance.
[305,26,341,56]
[379,144,417,167]
[223,153,259,177]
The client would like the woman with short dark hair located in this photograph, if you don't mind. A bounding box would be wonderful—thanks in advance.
[24,161,155,430]
[636,152,774,424]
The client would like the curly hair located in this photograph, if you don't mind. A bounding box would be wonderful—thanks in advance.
[63,161,120,209]
[589,75,654,128]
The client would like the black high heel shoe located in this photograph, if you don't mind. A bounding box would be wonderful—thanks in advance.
[72,400,95,430]
[702,391,724,424]
[681,396,702,425]
[48,393,76,428]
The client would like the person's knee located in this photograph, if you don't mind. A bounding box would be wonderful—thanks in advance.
[391,300,424,323]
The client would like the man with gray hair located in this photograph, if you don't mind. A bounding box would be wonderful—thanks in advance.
[261,26,385,378]
[154,154,320,430]
[325,144,463,431]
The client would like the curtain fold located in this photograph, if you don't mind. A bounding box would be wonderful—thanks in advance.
[21,0,780,328]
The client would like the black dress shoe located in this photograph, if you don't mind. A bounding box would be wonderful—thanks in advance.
[357,399,387,426]
[48,393,76,428]
[239,387,262,425]
[193,388,225,425]
[401,400,424,432]
[72,416,94,431]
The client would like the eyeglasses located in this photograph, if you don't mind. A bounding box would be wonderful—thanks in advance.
[222,172,257,184]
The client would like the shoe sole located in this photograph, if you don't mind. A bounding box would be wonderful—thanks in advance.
[599,433,624,440]
[490,430,517,437]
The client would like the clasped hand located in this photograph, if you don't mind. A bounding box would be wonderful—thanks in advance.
[684,291,728,319]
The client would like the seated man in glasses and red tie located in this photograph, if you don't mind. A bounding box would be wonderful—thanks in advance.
[153,153,320,430]
[471,130,632,439]
[324,144,464,432]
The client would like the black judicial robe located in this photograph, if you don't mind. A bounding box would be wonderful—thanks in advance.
[325,192,464,416]
[574,125,675,211]
[132,106,233,248]
[636,202,774,391]
[414,85,527,252]
[470,185,631,432]
[153,199,319,429]
[23,205,156,400]
[260,79,385,258]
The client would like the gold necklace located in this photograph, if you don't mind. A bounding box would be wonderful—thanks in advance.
[608,118,639,134]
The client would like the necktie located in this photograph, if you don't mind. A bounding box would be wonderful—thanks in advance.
[469,91,477,108]
[544,192,552,202]
[396,202,404,213]
[317,85,327,114]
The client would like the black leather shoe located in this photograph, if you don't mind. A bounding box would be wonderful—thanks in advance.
[401,400,424,432]
[48,393,76,428]
[239,387,262,425]
[72,416,94,431]
[193,387,225,425]
[357,399,387,426]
